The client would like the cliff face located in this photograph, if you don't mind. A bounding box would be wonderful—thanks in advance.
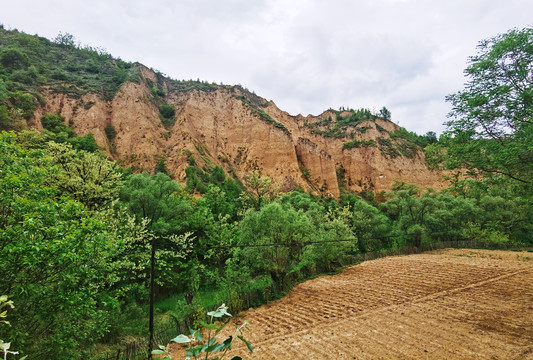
[34,66,445,197]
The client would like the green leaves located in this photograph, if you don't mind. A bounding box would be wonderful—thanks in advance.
[155,304,251,360]
[170,334,192,343]
[238,335,253,352]
[45,141,123,209]
[0,132,131,359]
[238,202,312,284]
[445,27,533,183]
[208,303,232,318]
[120,172,189,235]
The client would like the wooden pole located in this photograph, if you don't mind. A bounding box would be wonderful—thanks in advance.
[148,237,156,360]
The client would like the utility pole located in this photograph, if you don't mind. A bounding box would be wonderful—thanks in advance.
[148,237,156,359]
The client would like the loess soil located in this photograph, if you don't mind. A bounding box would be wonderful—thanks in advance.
[169,249,533,359]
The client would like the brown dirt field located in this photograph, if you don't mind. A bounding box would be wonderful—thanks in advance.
[169,249,533,359]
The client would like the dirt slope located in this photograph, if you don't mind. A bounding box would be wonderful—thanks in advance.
[170,249,533,359]
[33,66,446,196]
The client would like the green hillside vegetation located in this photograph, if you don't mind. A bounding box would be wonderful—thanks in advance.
[0,27,531,360]
[305,107,438,158]
[306,107,378,138]
[0,28,139,105]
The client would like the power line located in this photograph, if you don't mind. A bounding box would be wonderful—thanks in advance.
[119,230,462,258]
[157,230,460,253]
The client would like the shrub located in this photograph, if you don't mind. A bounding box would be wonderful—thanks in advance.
[0,47,29,69]
[41,113,65,132]
[154,157,168,175]
[68,133,98,152]
[342,139,377,150]
[152,87,165,97]
[377,137,400,158]
[105,124,116,140]
[0,105,10,129]
[84,59,99,73]
[159,104,175,127]
[300,166,311,181]
[10,91,35,119]
[51,70,68,80]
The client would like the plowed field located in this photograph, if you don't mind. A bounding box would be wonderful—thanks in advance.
[169,249,533,359]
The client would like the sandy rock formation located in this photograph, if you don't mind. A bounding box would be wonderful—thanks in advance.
[32,66,446,197]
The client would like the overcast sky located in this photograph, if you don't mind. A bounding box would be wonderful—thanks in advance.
[1,0,532,134]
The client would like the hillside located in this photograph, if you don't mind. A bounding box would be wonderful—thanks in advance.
[0,28,445,196]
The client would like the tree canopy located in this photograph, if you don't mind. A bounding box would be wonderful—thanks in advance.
[0,132,126,359]
[445,27,532,183]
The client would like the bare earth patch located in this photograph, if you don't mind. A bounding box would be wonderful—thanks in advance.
[169,249,533,359]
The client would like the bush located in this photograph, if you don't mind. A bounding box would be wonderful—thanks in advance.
[0,105,11,130]
[342,139,377,150]
[68,133,98,152]
[10,91,35,119]
[154,157,168,175]
[84,59,100,73]
[51,70,68,80]
[151,87,165,97]
[159,104,175,127]
[105,124,116,140]
[0,47,29,69]
[41,113,65,132]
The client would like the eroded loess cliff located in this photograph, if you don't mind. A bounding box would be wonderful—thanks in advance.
[33,65,446,197]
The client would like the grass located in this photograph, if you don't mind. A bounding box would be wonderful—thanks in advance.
[342,139,377,150]
[155,274,273,315]
[156,287,226,313]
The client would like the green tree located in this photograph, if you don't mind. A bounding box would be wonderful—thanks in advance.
[350,199,391,252]
[240,170,276,210]
[41,113,66,132]
[45,141,122,210]
[301,217,354,272]
[278,192,355,271]
[445,27,533,183]
[9,92,35,120]
[378,106,391,121]
[68,132,98,152]
[119,172,196,291]
[381,184,438,247]
[120,172,192,235]
[237,202,312,288]
[0,132,124,359]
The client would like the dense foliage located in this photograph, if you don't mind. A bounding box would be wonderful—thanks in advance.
[0,28,137,108]
[445,27,532,183]
[0,133,128,359]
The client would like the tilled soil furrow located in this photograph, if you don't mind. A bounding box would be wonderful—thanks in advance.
[386,304,487,358]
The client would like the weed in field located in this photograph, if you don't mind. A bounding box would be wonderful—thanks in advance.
[153,303,252,360]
